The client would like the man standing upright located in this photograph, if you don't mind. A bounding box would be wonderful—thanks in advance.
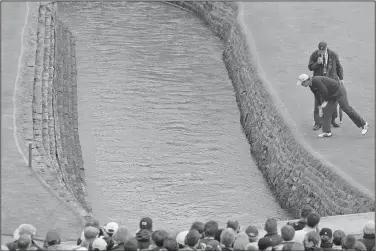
[308,41,343,130]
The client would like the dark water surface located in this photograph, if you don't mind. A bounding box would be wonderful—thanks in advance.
[57,2,291,232]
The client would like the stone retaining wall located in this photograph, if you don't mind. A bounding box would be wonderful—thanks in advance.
[21,2,93,223]
[169,1,375,218]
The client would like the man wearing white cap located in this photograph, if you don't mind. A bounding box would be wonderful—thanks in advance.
[104,222,119,237]
[308,41,344,130]
[297,74,368,137]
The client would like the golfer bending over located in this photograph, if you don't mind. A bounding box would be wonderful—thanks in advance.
[297,74,369,138]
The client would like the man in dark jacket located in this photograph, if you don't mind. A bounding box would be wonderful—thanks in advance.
[297,74,369,137]
[308,41,343,130]
[263,218,283,247]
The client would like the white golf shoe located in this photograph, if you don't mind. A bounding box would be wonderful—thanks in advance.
[362,122,369,135]
[318,132,332,138]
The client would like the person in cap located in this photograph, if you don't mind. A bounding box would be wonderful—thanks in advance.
[245,225,259,249]
[319,228,335,250]
[226,220,240,233]
[332,230,345,250]
[258,237,274,251]
[308,41,344,130]
[180,229,201,250]
[274,225,296,251]
[103,222,118,237]
[297,73,369,137]
[263,218,283,247]
[358,220,375,251]
[175,230,189,249]
[287,206,314,231]
[293,212,321,244]
[92,238,108,251]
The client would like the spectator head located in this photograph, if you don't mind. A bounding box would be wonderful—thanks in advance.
[214,228,224,243]
[191,221,205,237]
[258,237,273,251]
[264,218,278,234]
[353,241,368,251]
[306,212,320,228]
[319,228,333,243]
[303,231,321,249]
[204,240,221,251]
[163,237,179,251]
[139,217,153,231]
[124,238,138,251]
[282,242,304,251]
[13,224,36,240]
[84,226,100,240]
[101,236,114,250]
[152,230,169,247]
[185,229,201,248]
[44,229,61,248]
[300,206,314,219]
[136,229,151,250]
[245,225,259,243]
[92,238,107,251]
[103,222,118,237]
[227,220,240,233]
[332,230,345,246]
[112,226,131,244]
[17,234,31,251]
[363,220,375,235]
[220,228,237,248]
[204,221,219,238]
[175,230,189,248]
[281,225,295,241]
[343,235,357,249]
[233,232,250,251]
[85,219,100,229]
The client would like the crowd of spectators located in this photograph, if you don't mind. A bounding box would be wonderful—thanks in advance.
[2,206,375,251]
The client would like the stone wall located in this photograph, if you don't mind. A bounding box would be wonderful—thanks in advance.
[21,2,92,222]
[169,1,375,217]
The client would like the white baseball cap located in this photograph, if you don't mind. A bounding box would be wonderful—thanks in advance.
[104,222,119,235]
[92,238,107,251]
[296,73,309,86]
[176,230,189,246]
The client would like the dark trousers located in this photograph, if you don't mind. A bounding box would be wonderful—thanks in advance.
[314,97,337,125]
[322,84,366,133]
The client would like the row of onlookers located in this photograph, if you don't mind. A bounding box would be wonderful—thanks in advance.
[3,206,375,251]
